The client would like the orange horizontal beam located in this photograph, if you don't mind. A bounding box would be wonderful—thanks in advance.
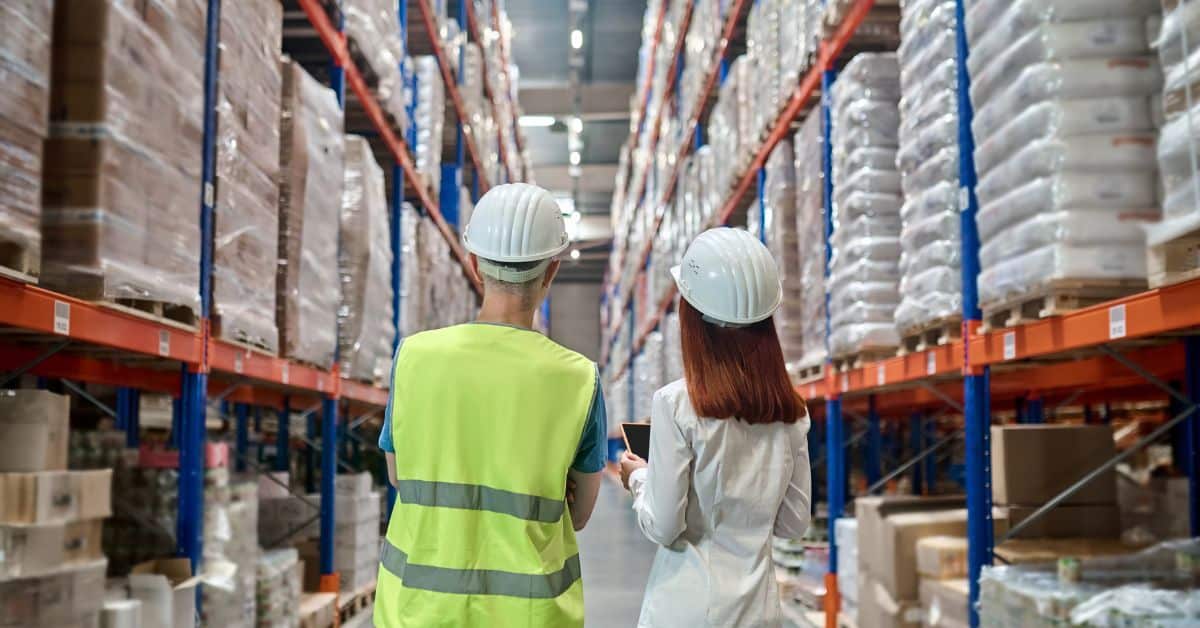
[0,345,182,394]
[341,378,390,407]
[208,340,336,396]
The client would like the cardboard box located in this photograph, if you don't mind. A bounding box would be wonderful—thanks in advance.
[919,578,969,627]
[64,519,104,563]
[100,599,142,628]
[858,574,922,628]
[1001,504,1120,540]
[257,471,292,501]
[129,558,201,628]
[1117,476,1190,541]
[0,559,107,627]
[916,536,967,580]
[0,522,65,578]
[335,517,379,553]
[74,470,112,520]
[336,491,381,525]
[335,472,373,497]
[0,471,75,524]
[991,425,1116,506]
[0,390,69,472]
[855,495,965,579]
[993,538,1142,565]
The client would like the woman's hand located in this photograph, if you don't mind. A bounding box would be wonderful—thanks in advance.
[619,451,648,491]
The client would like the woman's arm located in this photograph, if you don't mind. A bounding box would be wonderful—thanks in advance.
[628,389,693,546]
[774,417,812,539]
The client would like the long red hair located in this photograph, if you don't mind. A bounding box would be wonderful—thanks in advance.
[678,299,805,424]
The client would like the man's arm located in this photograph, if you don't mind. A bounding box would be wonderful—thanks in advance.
[567,469,601,530]
[385,452,399,489]
[567,369,608,531]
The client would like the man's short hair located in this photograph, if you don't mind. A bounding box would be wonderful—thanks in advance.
[478,258,551,302]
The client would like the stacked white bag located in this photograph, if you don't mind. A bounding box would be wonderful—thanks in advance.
[413,56,445,196]
[895,0,962,336]
[794,112,828,370]
[966,0,1163,308]
[1151,1,1200,254]
[748,140,804,367]
[828,54,903,358]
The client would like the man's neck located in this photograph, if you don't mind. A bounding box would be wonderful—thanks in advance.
[476,295,537,329]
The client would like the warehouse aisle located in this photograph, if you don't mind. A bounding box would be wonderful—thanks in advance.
[578,476,656,626]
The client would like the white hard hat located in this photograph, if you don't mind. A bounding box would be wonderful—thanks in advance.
[463,183,570,282]
[670,228,783,326]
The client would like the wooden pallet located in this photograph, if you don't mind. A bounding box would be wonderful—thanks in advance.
[0,240,38,283]
[338,579,376,623]
[897,315,962,356]
[213,316,277,353]
[106,298,198,330]
[342,604,375,628]
[832,349,895,372]
[980,279,1147,333]
[299,592,338,628]
[1147,229,1200,289]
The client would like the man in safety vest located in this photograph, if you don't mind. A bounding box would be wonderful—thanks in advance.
[375,183,606,627]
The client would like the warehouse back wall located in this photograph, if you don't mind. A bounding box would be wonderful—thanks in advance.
[550,282,602,361]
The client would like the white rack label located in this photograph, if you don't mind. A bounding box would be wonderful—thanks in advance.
[926,352,937,375]
[158,330,170,356]
[234,354,244,374]
[317,375,325,391]
[840,373,849,392]
[1109,304,1127,339]
[53,301,70,335]
[808,384,817,399]
[1003,332,1016,360]
[203,182,214,207]
[876,364,886,386]
[281,362,290,384]
[958,186,970,212]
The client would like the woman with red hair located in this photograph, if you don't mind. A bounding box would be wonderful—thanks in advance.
[620,228,812,628]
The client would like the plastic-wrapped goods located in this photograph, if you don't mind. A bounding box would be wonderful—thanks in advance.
[256,549,302,628]
[793,113,827,371]
[345,0,408,134]
[978,538,1200,627]
[634,332,665,422]
[1,1,52,275]
[414,56,445,196]
[42,0,205,314]
[398,202,477,338]
[748,0,783,138]
[967,0,1162,309]
[212,0,283,351]
[340,136,397,383]
[606,370,630,436]
[663,310,683,384]
[1152,0,1200,246]
[462,43,486,127]
[707,56,756,196]
[894,0,962,335]
[828,54,903,357]
[680,0,722,122]
[835,519,859,610]
[202,482,259,628]
[748,140,804,366]
[277,59,342,368]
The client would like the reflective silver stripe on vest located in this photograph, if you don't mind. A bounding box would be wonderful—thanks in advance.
[380,539,581,599]
[396,479,565,523]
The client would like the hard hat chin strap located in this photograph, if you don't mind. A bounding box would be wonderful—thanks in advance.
[701,313,753,328]
[478,258,553,284]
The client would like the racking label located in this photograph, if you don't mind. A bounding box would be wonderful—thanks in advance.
[808,384,817,399]
[840,373,849,392]
[281,362,290,384]
[926,352,937,375]
[1003,332,1016,360]
[204,182,214,208]
[876,364,886,386]
[53,301,70,335]
[958,186,970,212]
[1109,304,1127,339]
[234,354,244,374]
[158,330,170,357]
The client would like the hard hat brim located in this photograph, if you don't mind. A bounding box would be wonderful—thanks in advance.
[462,229,571,263]
[670,264,782,327]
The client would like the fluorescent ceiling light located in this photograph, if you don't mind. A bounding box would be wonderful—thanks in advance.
[570,249,581,260]
[571,29,583,49]
[569,151,581,166]
[519,115,556,128]
[569,117,583,134]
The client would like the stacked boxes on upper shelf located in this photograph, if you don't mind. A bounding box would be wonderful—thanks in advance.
[0,390,112,627]
[43,0,205,315]
[257,548,302,627]
[340,136,397,383]
[414,56,445,197]
[398,202,477,339]
[828,53,903,359]
[793,112,827,373]
[749,139,805,368]
[277,58,344,368]
[966,0,1162,319]
[213,0,283,352]
[344,0,409,135]
[0,1,51,277]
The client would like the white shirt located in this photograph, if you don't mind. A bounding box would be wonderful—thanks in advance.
[628,379,812,628]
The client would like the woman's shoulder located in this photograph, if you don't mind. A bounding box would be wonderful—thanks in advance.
[654,378,689,405]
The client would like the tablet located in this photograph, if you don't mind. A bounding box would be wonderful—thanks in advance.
[621,422,650,461]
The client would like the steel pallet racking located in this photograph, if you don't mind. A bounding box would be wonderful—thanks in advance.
[0,0,527,602]
[602,1,1200,626]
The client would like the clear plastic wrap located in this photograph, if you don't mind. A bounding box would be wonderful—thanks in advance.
[965,0,1160,50]
[794,113,828,369]
[1155,1,1200,234]
[344,0,408,132]
[277,59,342,367]
[976,134,1157,204]
[663,310,683,384]
[42,0,205,313]
[340,136,397,383]
[398,200,477,338]
[634,332,664,422]
[748,139,804,366]
[414,56,445,196]
[256,549,302,627]
[977,173,1159,243]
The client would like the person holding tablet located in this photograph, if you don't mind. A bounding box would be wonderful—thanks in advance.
[619,227,812,628]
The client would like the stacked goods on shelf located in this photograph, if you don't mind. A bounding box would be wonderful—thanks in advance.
[794,113,827,372]
[202,481,260,628]
[297,474,381,594]
[344,0,408,133]
[707,57,753,196]
[633,332,665,421]
[748,0,782,139]
[772,536,827,612]
[0,390,111,627]
[43,0,204,314]
[991,425,1121,540]
[1117,473,1190,544]
[827,54,903,359]
[663,310,683,383]
[916,536,970,628]
[680,0,721,122]
[1149,1,1200,287]
[257,548,302,627]
[894,0,962,341]
[979,539,1200,626]
[0,1,50,277]
[835,518,860,622]
[277,59,344,368]
[213,0,284,351]
[99,462,178,575]
[413,56,446,196]
[340,136,397,383]
[749,140,804,367]
[604,373,629,435]
[966,0,1162,319]
[781,1,823,90]
[259,492,320,546]
[398,202,478,338]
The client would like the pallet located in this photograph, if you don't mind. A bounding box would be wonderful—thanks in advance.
[832,349,895,372]
[980,279,1147,333]
[338,579,376,623]
[1147,229,1200,289]
[0,240,38,283]
[342,604,375,628]
[213,316,277,353]
[105,298,198,330]
[897,315,962,356]
[299,592,338,628]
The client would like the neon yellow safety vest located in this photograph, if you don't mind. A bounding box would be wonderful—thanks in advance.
[375,323,596,628]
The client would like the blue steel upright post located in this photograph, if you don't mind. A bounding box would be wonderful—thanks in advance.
[439,0,468,228]
[1185,337,1200,536]
[757,167,767,244]
[178,0,221,574]
[955,1,992,624]
[235,403,249,472]
[276,397,290,472]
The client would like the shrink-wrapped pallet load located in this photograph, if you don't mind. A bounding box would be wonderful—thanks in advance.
[344,0,408,132]
[794,113,827,371]
[413,56,445,196]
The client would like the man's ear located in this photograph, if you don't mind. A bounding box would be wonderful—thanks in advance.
[542,260,561,289]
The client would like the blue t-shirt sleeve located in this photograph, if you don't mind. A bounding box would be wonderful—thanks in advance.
[378,341,403,454]
[570,369,608,473]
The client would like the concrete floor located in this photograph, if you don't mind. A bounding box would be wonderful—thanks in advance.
[577,476,657,626]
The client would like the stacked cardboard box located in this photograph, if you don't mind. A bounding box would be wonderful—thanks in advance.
[1117,475,1190,542]
[202,481,260,628]
[834,518,860,621]
[344,0,408,132]
[340,136,397,383]
[333,474,381,593]
[213,0,283,351]
[748,139,804,366]
[43,0,205,313]
[277,58,343,368]
[257,549,302,627]
[915,536,969,628]
[992,425,1120,540]
[0,390,112,627]
[397,202,477,339]
[0,1,52,276]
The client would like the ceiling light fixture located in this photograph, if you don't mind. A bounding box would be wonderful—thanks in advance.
[518,115,556,128]
[569,116,583,134]
[570,249,581,261]
[569,151,581,166]
[570,29,583,49]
